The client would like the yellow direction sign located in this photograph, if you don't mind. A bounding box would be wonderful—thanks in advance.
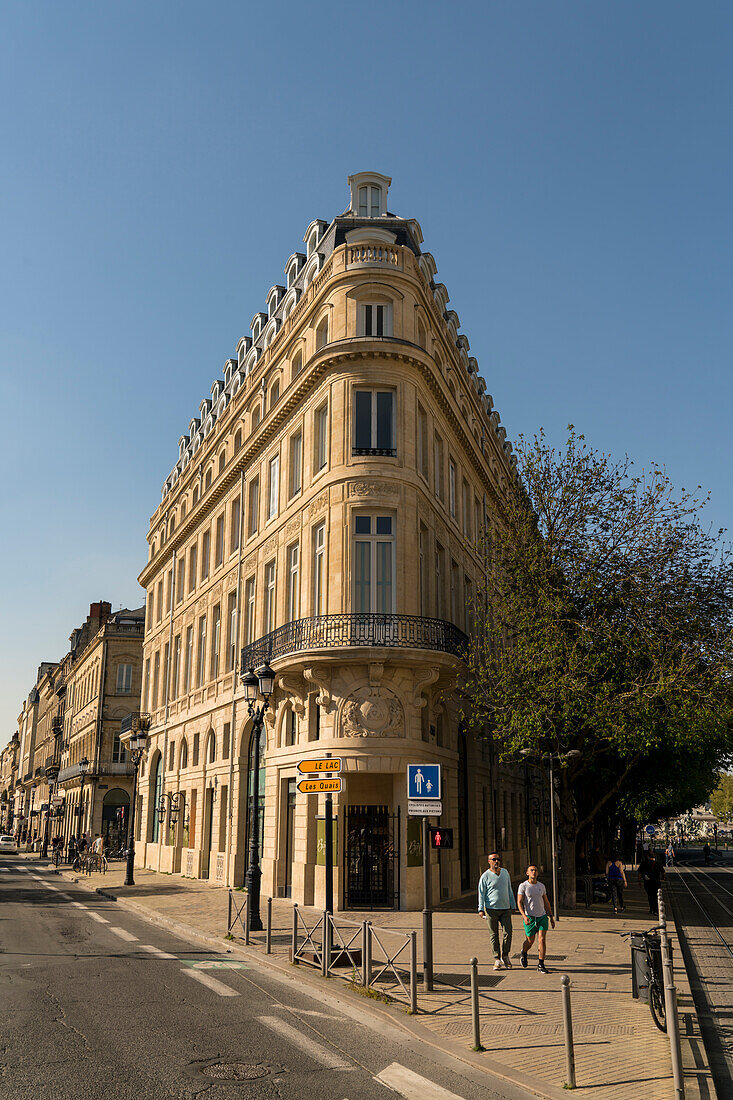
[297,777,342,794]
[297,758,342,774]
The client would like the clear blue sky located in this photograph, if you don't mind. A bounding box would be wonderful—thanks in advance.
[2,2,732,745]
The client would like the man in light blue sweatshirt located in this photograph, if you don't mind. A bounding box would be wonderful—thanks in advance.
[478,853,516,970]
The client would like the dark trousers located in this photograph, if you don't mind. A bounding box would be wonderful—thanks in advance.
[609,881,624,910]
[645,884,659,914]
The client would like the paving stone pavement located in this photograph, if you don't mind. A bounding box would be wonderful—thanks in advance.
[34,854,713,1100]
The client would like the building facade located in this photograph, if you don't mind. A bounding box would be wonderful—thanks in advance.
[136,172,549,908]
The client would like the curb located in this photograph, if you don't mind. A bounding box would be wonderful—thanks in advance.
[53,867,573,1100]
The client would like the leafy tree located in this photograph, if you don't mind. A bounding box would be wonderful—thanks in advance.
[463,427,733,906]
[710,772,733,822]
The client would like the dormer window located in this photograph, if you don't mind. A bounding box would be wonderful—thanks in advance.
[359,185,381,218]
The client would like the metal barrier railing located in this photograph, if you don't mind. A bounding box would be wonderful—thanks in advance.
[289,905,417,1013]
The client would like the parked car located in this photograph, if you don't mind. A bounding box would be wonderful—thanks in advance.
[0,835,18,854]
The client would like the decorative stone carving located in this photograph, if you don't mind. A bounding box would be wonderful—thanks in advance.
[411,667,440,708]
[244,553,257,572]
[303,666,331,709]
[308,490,329,519]
[341,687,404,739]
[348,480,399,498]
[277,674,306,716]
[368,662,384,687]
[285,517,301,538]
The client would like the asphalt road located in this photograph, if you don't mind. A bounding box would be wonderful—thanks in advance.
[0,858,523,1100]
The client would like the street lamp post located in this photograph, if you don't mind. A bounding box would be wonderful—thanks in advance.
[522,748,581,917]
[241,662,275,933]
[124,715,151,887]
[78,757,89,838]
[41,762,60,859]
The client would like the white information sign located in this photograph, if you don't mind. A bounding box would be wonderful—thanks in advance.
[408,799,443,817]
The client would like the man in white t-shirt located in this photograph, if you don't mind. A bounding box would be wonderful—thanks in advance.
[517,865,555,974]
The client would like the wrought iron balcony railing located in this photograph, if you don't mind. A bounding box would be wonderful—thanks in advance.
[57,759,133,784]
[240,613,467,674]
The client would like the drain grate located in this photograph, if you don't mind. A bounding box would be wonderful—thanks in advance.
[201,1063,269,1081]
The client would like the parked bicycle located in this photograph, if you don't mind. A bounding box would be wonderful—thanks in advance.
[622,926,667,1032]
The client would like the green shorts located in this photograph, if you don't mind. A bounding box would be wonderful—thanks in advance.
[524,915,549,936]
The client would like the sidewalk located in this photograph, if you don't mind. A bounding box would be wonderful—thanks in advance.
[35,855,713,1100]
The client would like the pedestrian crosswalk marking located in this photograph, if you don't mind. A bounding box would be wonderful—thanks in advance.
[181,968,240,997]
[110,926,138,942]
[140,944,177,960]
[258,1016,353,1070]
[375,1064,465,1099]
[182,958,248,970]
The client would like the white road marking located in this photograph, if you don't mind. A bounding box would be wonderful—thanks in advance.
[181,968,240,997]
[88,912,110,924]
[258,1016,353,1070]
[291,1009,341,1019]
[375,1064,464,1099]
[110,927,138,942]
[71,902,88,909]
[140,944,177,959]
[57,893,72,900]
[44,884,59,891]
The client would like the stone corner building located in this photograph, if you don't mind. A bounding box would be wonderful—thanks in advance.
[137,172,548,909]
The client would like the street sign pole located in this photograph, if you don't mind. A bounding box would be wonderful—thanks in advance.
[325,754,333,919]
[423,815,433,991]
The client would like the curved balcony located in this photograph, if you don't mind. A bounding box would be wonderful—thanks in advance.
[240,613,467,673]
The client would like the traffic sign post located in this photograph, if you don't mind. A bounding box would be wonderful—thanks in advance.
[408,799,442,817]
[297,758,341,774]
[407,765,441,994]
[407,764,441,801]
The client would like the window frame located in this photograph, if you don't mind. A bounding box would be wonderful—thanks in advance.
[352,388,396,456]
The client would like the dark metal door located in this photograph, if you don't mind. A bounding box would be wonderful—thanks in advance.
[345,805,400,909]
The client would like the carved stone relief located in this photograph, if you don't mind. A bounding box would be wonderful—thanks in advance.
[348,481,399,498]
[308,490,330,519]
[341,687,404,738]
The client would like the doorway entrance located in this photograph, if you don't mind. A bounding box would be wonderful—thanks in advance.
[344,805,400,909]
[202,787,215,880]
[102,789,130,850]
[284,779,296,898]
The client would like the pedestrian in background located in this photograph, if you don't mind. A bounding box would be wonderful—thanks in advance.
[665,842,675,867]
[638,851,664,915]
[478,853,516,970]
[605,853,627,914]
[517,865,555,973]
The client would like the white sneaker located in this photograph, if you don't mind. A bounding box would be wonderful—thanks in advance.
[493,958,504,971]
[502,957,513,969]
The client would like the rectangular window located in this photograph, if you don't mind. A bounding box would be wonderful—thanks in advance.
[230,497,241,553]
[286,710,296,747]
[171,634,181,699]
[201,529,210,580]
[289,431,302,497]
[143,657,150,711]
[462,479,471,538]
[353,514,394,614]
[248,477,259,537]
[435,543,446,619]
[184,626,193,693]
[227,591,238,671]
[156,580,163,623]
[449,460,456,517]
[419,524,428,616]
[215,514,225,567]
[264,560,276,634]
[176,556,185,604]
[315,403,328,471]
[210,604,221,680]
[417,404,428,478]
[313,524,325,615]
[196,615,207,687]
[116,663,132,695]
[267,455,279,520]
[353,390,395,454]
[360,303,392,337]
[434,433,444,500]
[287,542,299,622]
[188,545,197,594]
[152,650,160,710]
[244,577,256,646]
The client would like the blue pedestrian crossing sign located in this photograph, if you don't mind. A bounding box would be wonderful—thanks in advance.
[407,764,441,801]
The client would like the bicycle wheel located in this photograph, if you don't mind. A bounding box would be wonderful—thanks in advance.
[649,979,667,1033]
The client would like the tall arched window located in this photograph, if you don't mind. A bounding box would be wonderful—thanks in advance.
[151,754,163,843]
[234,429,243,453]
[207,731,216,763]
[180,739,188,770]
[315,317,328,350]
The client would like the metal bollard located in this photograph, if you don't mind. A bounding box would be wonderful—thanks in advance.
[409,931,418,1015]
[266,897,272,954]
[321,911,329,977]
[244,892,250,946]
[423,908,434,992]
[470,957,483,1050]
[365,921,373,987]
[291,904,299,964]
[227,889,232,933]
[361,920,369,986]
[560,975,576,1089]
[658,890,685,1099]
